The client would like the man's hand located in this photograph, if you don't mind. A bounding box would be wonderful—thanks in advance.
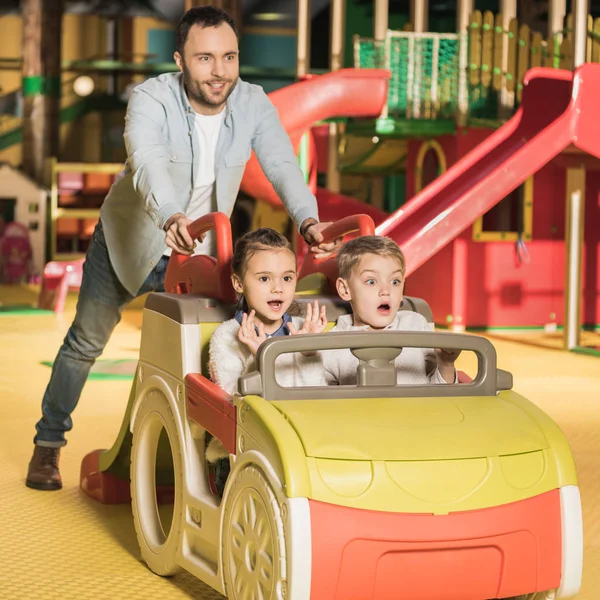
[300,219,343,258]
[163,213,201,255]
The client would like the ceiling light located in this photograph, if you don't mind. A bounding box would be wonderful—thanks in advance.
[253,12,289,21]
[73,75,94,97]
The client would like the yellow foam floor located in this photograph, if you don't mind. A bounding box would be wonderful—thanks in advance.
[0,284,598,599]
[486,328,600,352]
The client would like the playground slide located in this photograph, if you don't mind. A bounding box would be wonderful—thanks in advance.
[374,64,600,275]
[245,64,600,278]
[239,68,391,204]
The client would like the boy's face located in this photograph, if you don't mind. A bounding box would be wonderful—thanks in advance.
[336,253,405,329]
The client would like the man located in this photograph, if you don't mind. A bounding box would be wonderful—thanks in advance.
[26,6,336,491]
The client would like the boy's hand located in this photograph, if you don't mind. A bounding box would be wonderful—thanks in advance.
[237,310,267,356]
[435,348,462,383]
[288,300,328,335]
[435,348,462,365]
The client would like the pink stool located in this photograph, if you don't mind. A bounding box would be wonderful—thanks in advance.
[37,258,84,314]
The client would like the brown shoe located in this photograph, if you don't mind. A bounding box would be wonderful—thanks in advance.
[26,446,62,491]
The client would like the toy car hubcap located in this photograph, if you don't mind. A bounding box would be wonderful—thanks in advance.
[230,488,274,596]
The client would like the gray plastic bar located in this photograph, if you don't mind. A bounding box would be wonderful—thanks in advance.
[239,331,501,401]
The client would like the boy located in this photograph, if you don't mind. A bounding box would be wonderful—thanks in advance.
[324,236,459,385]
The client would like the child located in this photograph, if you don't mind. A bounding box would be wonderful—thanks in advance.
[207,228,327,493]
[323,235,460,385]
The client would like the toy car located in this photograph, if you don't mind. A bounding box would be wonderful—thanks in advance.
[81,213,583,600]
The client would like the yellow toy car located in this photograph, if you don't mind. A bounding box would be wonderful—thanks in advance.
[81,213,583,600]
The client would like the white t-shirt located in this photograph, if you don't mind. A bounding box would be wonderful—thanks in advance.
[163,108,225,257]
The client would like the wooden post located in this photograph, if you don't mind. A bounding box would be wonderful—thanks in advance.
[564,167,585,350]
[297,0,311,78]
[21,0,64,185]
[186,0,242,32]
[327,0,346,194]
[548,0,567,44]
[500,0,517,115]
[456,0,473,126]
[572,0,589,68]
[374,0,389,40]
[410,0,429,32]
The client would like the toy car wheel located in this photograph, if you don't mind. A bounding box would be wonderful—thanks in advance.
[131,389,183,576]
[222,465,288,599]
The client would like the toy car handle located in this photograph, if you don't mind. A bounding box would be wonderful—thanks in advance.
[164,212,234,298]
[299,214,376,281]
[239,331,512,400]
[310,214,376,247]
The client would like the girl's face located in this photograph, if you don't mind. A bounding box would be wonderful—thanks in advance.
[232,248,297,331]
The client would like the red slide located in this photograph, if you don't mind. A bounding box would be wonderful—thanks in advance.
[242,64,600,276]
[239,68,391,205]
[377,63,600,274]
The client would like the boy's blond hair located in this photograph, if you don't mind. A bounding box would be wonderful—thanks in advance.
[336,235,406,280]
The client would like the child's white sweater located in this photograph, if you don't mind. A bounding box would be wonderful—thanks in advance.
[206,316,325,462]
[323,311,448,385]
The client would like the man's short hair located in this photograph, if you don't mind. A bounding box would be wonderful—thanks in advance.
[176,7,238,54]
[336,235,406,280]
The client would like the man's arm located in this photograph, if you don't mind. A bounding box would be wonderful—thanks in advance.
[123,87,183,230]
[251,92,319,230]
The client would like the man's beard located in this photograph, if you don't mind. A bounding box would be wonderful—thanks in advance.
[183,65,237,108]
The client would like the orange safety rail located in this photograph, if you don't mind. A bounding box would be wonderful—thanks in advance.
[309,489,562,600]
[185,373,236,455]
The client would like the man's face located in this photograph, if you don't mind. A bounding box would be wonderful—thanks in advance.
[174,22,239,114]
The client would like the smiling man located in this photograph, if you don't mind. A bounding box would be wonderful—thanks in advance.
[26,6,336,492]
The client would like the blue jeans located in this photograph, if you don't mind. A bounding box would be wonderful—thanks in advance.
[34,222,169,447]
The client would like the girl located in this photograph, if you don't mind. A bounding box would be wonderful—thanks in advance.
[206,228,327,488]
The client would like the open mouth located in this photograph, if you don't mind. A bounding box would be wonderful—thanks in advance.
[267,300,283,311]
[377,303,391,314]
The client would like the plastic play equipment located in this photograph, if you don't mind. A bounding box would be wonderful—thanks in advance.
[80,214,582,600]
[239,68,391,206]
[244,64,600,282]
[0,221,32,284]
[376,64,600,275]
[37,258,84,314]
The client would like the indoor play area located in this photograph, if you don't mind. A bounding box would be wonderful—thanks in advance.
[1,0,599,599]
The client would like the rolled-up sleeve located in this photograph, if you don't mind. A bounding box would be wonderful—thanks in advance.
[251,92,319,228]
[124,88,182,229]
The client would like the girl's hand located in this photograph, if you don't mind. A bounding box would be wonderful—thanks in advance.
[237,310,267,356]
[288,300,328,336]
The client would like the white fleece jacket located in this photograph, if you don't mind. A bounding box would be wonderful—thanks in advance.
[323,311,449,386]
[205,316,325,463]
[208,316,325,396]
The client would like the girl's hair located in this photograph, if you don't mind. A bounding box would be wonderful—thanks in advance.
[231,228,294,278]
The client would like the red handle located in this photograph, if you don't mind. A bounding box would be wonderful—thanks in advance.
[164,212,236,302]
[297,214,377,289]
[186,212,232,268]
[315,214,375,245]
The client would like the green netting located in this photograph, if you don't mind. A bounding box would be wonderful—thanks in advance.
[356,35,460,120]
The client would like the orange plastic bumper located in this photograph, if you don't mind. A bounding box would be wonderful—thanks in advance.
[309,489,561,600]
